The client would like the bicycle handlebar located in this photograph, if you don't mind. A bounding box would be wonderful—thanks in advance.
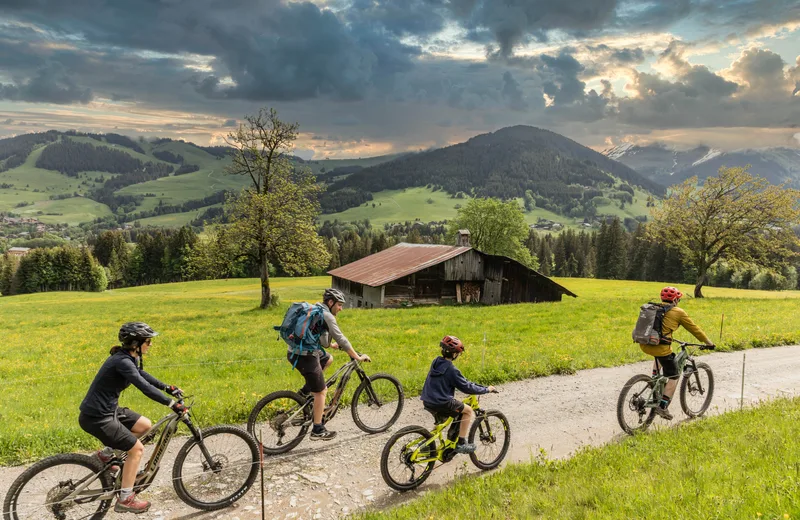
[671,340,714,350]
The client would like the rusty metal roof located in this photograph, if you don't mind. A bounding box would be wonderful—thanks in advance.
[328,243,471,287]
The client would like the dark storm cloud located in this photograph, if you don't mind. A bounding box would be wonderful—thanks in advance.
[222,119,238,127]
[343,0,448,37]
[0,63,92,104]
[0,0,421,102]
[587,44,647,65]
[501,71,528,111]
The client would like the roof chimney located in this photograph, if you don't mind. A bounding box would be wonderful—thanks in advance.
[456,229,471,247]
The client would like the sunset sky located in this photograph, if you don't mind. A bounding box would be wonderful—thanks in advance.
[1,0,798,158]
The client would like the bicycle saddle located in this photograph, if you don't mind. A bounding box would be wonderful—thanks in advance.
[423,406,457,425]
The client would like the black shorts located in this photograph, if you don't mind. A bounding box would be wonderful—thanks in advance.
[655,353,679,378]
[288,351,331,393]
[79,407,142,451]
[423,398,465,418]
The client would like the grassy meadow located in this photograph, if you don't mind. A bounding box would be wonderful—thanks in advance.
[1,277,799,464]
[362,397,800,520]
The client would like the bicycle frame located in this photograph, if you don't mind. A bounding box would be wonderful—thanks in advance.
[644,343,702,408]
[302,358,373,423]
[407,395,482,464]
[71,404,213,503]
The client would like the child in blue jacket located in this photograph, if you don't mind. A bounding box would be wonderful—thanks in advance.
[420,335,496,453]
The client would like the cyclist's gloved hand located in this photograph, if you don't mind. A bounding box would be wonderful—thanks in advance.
[171,401,188,415]
[704,343,716,350]
[487,386,499,393]
[165,385,183,397]
[359,354,372,363]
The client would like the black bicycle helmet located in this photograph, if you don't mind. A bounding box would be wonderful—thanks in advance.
[118,322,159,345]
[323,288,346,304]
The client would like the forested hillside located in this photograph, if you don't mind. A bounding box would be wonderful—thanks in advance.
[322,126,664,215]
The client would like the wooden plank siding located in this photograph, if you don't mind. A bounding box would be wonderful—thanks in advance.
[443,250,484,281]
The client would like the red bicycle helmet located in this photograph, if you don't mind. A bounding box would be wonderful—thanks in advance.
[660,286,683,302]
[440,335,464,355]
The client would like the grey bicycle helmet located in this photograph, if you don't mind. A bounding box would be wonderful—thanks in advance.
[323,288,346,304]
[118,322,159,345]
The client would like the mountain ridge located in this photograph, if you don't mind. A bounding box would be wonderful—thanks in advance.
[602,143,800,187]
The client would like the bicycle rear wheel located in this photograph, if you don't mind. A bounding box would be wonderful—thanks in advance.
[380,426,436,492]
[617,374,657,435]
[2,453,113,520]
[680,362,714,418]
[469,410,510,470]
[351,373,404,434]
[172,425,260,511]
[247,390,310,455]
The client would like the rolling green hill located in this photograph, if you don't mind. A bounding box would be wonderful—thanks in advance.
[0,129,655,229]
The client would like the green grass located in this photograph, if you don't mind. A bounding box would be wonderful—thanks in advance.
[15,197,114,226]
[322,187,470,225]
[0,144,117,223]
[1,278,799,464]
[134,203,222,227]
[322,185,650,229]
[362,397,800,520]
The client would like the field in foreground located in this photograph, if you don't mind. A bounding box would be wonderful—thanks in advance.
[0,278,799,464]
[361,397,800,520]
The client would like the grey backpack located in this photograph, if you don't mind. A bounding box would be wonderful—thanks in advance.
[632,303,673,345]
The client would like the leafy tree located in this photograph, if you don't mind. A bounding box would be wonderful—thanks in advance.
[649,167,800,297]
[0,254,15,295]
[523,190,536,212]
[225,107,330,308]
[447,198,536,267]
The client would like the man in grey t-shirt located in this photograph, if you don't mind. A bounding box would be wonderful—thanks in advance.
[287,288,370,440]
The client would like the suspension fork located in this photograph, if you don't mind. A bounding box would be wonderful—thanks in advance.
[183,416,219,471]
[355,366,380,404]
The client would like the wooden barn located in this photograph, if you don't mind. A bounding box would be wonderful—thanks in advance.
[328,230,576,308]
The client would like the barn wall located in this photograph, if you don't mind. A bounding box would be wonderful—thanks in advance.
[331,276,377,309]
[443,250,484,281]
[482,257,503,305]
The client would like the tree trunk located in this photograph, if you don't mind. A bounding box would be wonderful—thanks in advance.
[259,251,271,309]
[694,267,707,298]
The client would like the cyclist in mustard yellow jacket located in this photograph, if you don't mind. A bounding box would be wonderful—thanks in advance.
[639,287,715,420]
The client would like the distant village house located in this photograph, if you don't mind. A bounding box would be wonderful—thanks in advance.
[7,247,31,257]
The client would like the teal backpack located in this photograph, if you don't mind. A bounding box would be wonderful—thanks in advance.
[275,302,326,365]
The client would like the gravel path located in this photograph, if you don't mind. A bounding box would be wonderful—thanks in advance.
[3,345,800,520]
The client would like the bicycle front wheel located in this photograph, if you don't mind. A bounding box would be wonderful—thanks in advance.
[172,425,260,511]
[247,390,310,455]
[3,453,113,520]
[469,410,510,470]
[351,373,404,434]
[680,362,714,418]
[380,426,436,492]
[617,374,656,435]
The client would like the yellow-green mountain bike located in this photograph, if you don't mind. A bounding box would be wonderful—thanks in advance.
[380,393,510,492]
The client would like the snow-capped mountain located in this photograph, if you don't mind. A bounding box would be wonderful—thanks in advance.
[602,144,800,188]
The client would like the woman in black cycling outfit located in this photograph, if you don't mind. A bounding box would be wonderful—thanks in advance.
[78,322,184,514]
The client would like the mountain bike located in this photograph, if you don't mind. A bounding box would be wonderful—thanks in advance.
[248,357,404,454]
[380,392,510,492]
[617,340,715,435]
[3,394,260,520]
